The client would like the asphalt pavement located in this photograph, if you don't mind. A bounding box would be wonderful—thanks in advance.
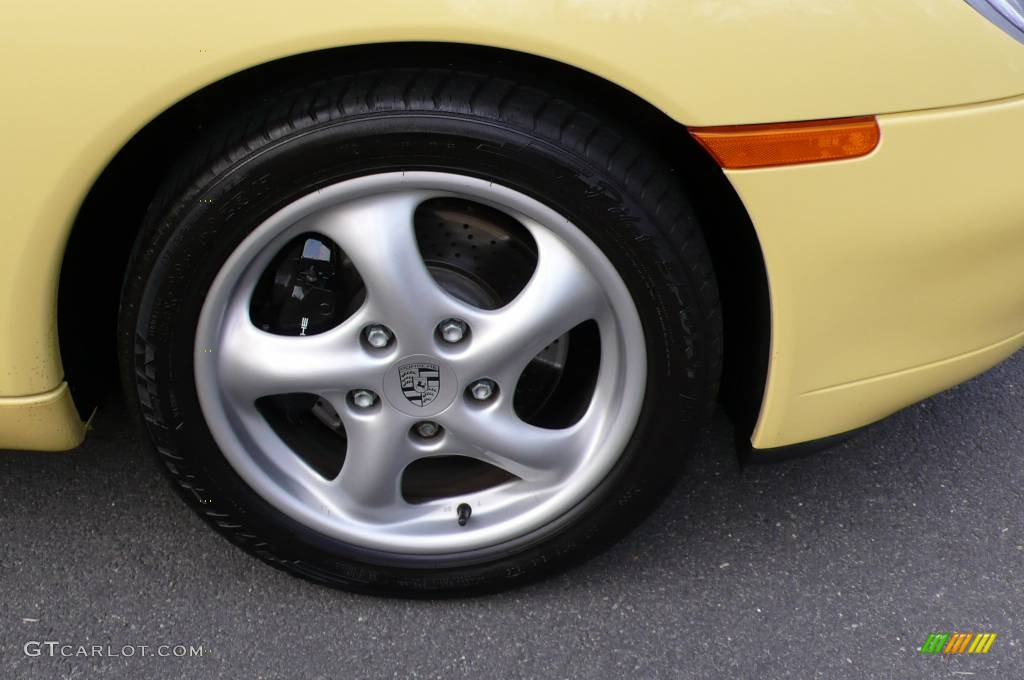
[2,351,1023,679]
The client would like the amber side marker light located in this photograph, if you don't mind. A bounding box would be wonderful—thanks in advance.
[688,116,880,169]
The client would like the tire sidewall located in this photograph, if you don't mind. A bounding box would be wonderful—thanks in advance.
[123,112,715,593]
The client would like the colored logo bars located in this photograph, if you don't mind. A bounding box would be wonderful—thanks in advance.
[920,633,997,655]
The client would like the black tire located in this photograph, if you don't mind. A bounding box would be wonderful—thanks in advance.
[119,67,722,596]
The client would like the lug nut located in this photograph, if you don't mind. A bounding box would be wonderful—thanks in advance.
[415,421,441,438]
[469,379,496,401]
[439,318,468,344]
[351,389,378,409]
[364,324,393,349]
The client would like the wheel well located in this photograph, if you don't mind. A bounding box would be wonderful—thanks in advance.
[58,42,769,442]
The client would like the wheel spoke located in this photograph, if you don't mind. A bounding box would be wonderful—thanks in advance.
[215,302,379,402]
[311,191,455,340]
[457,226,607,385]
[441,401,593,482]
[329,408,411,512]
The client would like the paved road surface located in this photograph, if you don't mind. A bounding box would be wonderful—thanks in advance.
[2,353,1022,679]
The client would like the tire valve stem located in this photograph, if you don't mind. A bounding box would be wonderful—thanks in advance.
[456,503,472,527]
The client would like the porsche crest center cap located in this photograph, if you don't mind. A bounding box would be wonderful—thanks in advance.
[383,354,458,417]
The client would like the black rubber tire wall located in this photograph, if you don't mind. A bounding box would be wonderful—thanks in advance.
[118,67,723,596]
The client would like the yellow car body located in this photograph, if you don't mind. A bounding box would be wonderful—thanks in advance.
[3,0,1024,452]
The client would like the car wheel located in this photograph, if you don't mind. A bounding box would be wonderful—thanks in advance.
[119,68,722,595]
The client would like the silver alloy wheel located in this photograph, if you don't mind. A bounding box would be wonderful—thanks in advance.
[194,172,646,554]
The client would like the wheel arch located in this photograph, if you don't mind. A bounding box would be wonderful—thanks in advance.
[58,42,769,447]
